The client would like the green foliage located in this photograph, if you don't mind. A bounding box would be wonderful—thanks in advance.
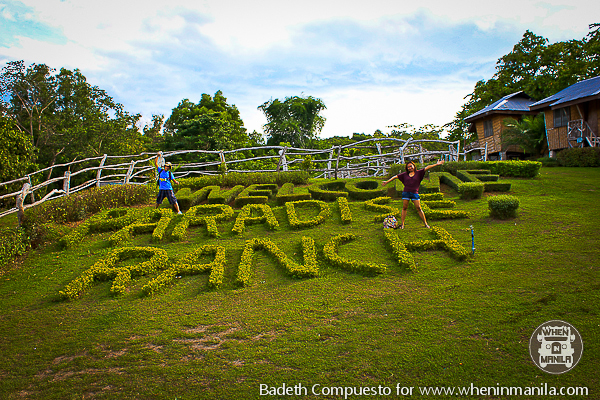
[323,233,386,275]
[383,229,416,271]
[502,114,547,157]
[457,182,485,200]
[59,246,169,300]
[163,91,255,159]
[364,197,400,222]
[307,180,348,201]
[0,61,144,171]
[236,237,319,286]
[234,184,278,208]
[285,200,330,229]
[172,204,234,239]
[344,179,387,200]
[556,147,600,167]
[336,196,352,224]
[259,95,326,148]
[436,161,541,178]
[275,182,311,205]
[23,184,152,226]
[142,245,227,294]
[449,26,600,145]
[232,204,279,235]
[488,195,520,219]
[179,171,310,189]
[0,227,29,271]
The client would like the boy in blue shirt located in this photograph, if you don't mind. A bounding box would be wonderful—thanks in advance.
[155,154,182,214]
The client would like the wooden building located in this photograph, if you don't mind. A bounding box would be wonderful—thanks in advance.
[530,76,600,155]
[464,92,536,160]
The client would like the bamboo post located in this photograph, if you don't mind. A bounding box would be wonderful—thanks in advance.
[63,171,71,195]
[455,140,461,162]
[124,160,136,184]
[276,147,287,173]
[375,142,382,176]
[219,151,227,174]
[16,182,30,227]
[334,146,341,179]
[96,154,108,187]
[27,176,35,203]
[327,147,334,179]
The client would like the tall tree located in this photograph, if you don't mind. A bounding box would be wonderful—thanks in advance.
[258,95,326,148]
[449,24,600,144]
[0,61,143,175]
[163,91,253,156]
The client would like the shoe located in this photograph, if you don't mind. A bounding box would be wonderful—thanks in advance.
[425,224,430,229]
[177,211,183,215]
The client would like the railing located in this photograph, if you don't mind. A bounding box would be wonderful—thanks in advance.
[1,138,463,219]
[568,119,599,147]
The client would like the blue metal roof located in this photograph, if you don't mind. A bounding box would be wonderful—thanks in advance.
[465,92,534,122]
[530,75,600,109]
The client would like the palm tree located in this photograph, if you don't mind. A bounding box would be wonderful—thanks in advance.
[502,114,547,157]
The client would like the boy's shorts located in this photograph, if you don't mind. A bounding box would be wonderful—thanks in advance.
[401,191,420,201]
[156,189,178,205]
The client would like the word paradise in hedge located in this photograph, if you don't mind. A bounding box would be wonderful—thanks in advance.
[60,225,469,300]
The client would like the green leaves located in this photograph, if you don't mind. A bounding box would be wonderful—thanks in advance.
[258,95,326,148]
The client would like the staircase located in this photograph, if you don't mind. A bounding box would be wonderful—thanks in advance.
[568,119,599,147]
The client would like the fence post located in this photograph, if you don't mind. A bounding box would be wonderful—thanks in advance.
[327,147,334,179]
[96,154,108,187]
[124,160,135,184]
[334,146,341,179]
[375,142,382,176]
[455,140,461,162]
[63,171,71,195]
[276,147,287,173]
[484,142,488,161]
[219,151,227,174]
[16,182,30,227]
[27,176,35,203]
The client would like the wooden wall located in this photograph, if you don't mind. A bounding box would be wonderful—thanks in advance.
[475,114,525,155]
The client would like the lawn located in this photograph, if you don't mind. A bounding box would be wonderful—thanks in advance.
[0,167,598,399]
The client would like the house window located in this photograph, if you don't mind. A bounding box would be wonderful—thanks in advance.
[553,107,570,127]
[484,120,494,138]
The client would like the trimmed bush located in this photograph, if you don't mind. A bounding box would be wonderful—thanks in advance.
[438,160,541,178]
[207,185,245,204]
[488,195,520,219]
[275,182,312,205]
[179,171,310,189]
[323,233,386,275]
[234,184,278,207]
[457,182,484,200]
[307,180,349,201]
[336,197,352,224]
[232,204,279,235]
[0,227,29,271]
[344,179,386,200]
[285,200,330,229]
[382,229,416,271]
[59,246,169,300]
[364,197,400,222]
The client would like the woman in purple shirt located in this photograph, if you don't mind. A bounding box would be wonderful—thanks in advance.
[382,159,444,229]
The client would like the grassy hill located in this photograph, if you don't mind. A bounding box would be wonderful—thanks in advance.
[0,167,598,399]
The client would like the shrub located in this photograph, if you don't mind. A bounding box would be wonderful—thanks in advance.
[0,227,29,271]
[344,179,386,200]
[108,208,172,246]
[556,147,600,167]
[323,233,386,275]
[537,157,559,167]
[234,184,278,207]
[383,229,416,271]
[142,245,226,294]
[307,180,349,201]
[438,160,541,177]
[457,182,484,200]
[235,237,319,286]
[207,185,245,204]
[59,246,169,300]
[488,195,520,219]
[179,171,310,189]
[336,197,352,224]
[275,183,312,205]
[22,184,152,226]
[285,200,330,229]
[232,204,279,235]
[364,197,400,222]
[172,204,234,239]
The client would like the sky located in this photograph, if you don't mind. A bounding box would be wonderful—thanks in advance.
[0,0,598,139]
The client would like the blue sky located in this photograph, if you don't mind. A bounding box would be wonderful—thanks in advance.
[1,0,598,139]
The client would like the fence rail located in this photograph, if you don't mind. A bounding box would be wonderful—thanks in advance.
[1,137,479,220]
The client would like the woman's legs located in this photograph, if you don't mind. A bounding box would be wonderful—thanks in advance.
[413,200,430,228]
[401,199,409,228]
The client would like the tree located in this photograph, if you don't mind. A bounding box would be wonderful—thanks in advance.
[163,91,253,156]
[502,114,547,157]
[0,61,144,175]
[450,25,600,145]
[258,95,326,148]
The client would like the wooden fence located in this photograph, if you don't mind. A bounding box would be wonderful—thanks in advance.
[1,137,476,219]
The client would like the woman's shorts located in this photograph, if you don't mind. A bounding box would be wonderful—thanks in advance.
[401,191,420,201]
[156,189,178,205]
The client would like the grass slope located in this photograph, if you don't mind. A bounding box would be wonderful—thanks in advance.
[0,167,598,399]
